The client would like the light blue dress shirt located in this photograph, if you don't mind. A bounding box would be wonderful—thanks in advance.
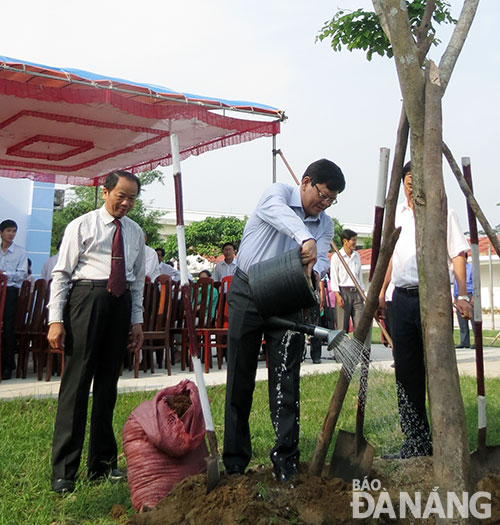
[236,183,334,276]
[0,242,27,288]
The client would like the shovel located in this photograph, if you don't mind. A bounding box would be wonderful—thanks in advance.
[463,159,500,482]
[328,345,374,482]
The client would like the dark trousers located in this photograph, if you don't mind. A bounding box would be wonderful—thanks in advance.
[336,288,363,333]
[52,284,131,482]
[223,271,303,471]
[1,287,19,373]
[456,293,473,347]
[392,288,432,456]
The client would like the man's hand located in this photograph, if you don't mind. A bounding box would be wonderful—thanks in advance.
[47,322,66,350]
[301,239,317,278]
[456,298,473,320]
[128,324,144,352]
[335,291,344,309]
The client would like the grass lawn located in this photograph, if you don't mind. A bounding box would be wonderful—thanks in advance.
[2,368,500,523]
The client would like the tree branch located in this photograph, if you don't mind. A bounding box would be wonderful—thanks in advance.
[439,0,480,93]
[442,142,500,258]
[415,0,436,43]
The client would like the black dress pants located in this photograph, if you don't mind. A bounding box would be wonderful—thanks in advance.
[52,284,131,482]
[223,270,303,472]
[392,288,432,456]
[1,287,19,373]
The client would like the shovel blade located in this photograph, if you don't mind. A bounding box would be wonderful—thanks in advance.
[470,446,500,484]
[328,429,375,483]
[206,455,220,494]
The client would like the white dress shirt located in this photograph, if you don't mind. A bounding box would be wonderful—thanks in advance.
[330,247,364,292]
[41,253,59,282]
[144,245,160,283]
[236,183,333,276]
[48,205,146,325]
[212,259,237,282]
[392,201,469,287]
[0,242,27,288]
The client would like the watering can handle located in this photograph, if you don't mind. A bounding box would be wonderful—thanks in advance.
[265,316,330,339]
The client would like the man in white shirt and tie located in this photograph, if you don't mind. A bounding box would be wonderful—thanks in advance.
[0,219,27,380]
[47,170,145,494]
[330,229,364,335]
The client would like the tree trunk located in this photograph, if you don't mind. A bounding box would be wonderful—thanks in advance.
[417,62,472,515]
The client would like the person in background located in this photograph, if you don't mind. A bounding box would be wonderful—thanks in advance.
[330,229,364,335]
[379,162,472,458]
[47,170,145,494]
[41,240,62,282]
[223,158,345,482]
[143,232,160,283]
[212,242,237,282]
[0,219,27,380]
[454,252,474,349]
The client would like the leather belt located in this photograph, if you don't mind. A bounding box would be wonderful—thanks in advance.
[73,279,131,290]
[395,286,419,297]
[340,286,357,293]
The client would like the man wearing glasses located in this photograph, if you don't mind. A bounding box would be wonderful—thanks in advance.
[223,158,345,483]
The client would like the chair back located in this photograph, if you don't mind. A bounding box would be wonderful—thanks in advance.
[15,280,32,333]
[155,274,173,331]
[192,277,215,329]
[27,279,48,333]
[215,275,233,329]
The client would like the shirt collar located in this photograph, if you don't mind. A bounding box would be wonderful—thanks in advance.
[99,205,119,226]
[290,184,321,222]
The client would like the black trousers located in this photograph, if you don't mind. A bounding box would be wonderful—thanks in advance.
[52,284,131,482]
[392,288,432,456]
[223,270,303,471]
[308,304,322,361]
[1,287,19,373]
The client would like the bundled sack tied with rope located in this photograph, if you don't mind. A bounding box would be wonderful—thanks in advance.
[123,379,208,512]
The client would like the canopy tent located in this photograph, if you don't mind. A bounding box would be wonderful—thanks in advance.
[0,55,284,186]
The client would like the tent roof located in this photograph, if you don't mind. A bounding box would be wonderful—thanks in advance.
[0,55,283,185]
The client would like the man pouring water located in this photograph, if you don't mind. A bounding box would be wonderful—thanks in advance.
[223,159,346,482]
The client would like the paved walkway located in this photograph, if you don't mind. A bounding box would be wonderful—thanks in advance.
[1,343,499,400]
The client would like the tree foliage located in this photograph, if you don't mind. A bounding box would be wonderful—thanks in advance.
[163,216,247,260]
[317,1,455,61]
[51,170,164,254]
[332,217,344,249]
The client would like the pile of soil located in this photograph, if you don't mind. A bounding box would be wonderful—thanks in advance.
[125,457,500,524]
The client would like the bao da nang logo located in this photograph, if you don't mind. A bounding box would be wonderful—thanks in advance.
[351,478,491,520]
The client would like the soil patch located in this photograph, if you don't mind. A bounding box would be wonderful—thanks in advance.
[126,458,500,524]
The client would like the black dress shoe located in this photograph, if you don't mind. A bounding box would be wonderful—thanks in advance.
[52,478,75,494]
[88,467,125,482]
[312,358,321,364]
[1,369,12,380]
[225,465,245,476]
[274,465,298,483]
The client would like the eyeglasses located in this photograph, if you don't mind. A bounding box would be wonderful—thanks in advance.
[311,180,337,205]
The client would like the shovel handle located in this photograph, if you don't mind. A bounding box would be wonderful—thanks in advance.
[355,346,371,440]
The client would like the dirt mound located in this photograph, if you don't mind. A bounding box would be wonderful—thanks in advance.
[126,458,500,525]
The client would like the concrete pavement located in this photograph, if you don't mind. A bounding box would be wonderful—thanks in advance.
[1,343,500,400]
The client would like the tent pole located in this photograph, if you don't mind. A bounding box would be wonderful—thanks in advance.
[272,136,277,183]
[94,186,98,209]
[170,132,218,446]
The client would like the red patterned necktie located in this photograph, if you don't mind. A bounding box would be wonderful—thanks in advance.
[107,219,127,297]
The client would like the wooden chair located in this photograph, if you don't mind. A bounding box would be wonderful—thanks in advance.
[140,274,174,377]
[16,279,48,380]
[0,274,8,382]
[169,280,193,371]
[199,275,232,372]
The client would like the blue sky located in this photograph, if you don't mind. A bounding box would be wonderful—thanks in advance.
[2,0,498,231]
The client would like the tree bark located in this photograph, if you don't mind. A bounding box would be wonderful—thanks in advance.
[419,62,472,509]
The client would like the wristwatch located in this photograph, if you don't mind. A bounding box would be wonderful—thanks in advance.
[457,295,471,302]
